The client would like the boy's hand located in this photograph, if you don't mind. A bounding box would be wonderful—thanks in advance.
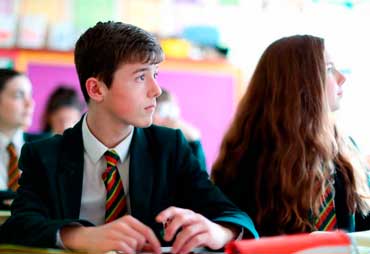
[61,215,161,254]
[156,206,236,254]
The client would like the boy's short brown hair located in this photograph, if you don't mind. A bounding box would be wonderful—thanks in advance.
[74,21,164,102]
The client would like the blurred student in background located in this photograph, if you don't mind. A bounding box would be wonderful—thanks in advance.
[153,88,207,171]
[41,85,83,135]
[212,35,370,236]
[0,68,45,209]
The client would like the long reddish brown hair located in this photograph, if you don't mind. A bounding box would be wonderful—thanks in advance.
[211,35,369,234]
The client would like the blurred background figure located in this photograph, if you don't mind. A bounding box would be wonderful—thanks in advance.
[154,88,207,171]
[41,85,84,135]
[0,68,46,209]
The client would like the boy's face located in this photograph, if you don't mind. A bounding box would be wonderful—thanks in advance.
[101,62,162,128]
[0,75,34,131]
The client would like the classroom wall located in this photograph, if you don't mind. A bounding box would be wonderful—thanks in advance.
[22,56,241,171]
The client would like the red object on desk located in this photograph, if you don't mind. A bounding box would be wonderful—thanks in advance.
[225,231,351,254]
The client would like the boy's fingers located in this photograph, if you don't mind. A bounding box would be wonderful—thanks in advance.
[156,206,178,222]
[125,217,161,254]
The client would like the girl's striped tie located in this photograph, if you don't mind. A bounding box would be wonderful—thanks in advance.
[314,182,337,231]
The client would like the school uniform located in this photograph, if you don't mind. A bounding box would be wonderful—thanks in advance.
[188,140,207,172]
[0,130,49,209]
[214,160,370,236]
[0,117,258,248]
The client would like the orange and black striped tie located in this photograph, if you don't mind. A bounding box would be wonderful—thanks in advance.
[315,182,337,231]
[7,142,20,192]
[102,150,127,223]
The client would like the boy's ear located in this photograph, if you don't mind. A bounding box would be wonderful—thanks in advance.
[85,77,106,102]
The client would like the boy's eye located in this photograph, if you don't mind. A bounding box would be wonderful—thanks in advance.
[138,74,145,81]
[154,72,158,79]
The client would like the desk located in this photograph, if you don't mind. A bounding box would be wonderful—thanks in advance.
[158,247,221,254]
[0,245,222,254]
[0,210,10,224]
[0,244,78,253]
[348,231,370,253]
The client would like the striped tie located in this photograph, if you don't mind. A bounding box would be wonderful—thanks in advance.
[7,143,20,192]
[314,182,337,231]
[102,150,127,223]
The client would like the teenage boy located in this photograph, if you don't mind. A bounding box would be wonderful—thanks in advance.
[0,22,258,253]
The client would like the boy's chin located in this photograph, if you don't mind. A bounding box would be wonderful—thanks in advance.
[136,120,153,128]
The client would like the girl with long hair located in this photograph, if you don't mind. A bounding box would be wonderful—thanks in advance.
[211,35,370,236]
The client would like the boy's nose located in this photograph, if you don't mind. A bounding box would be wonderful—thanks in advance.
[149,78,162,98]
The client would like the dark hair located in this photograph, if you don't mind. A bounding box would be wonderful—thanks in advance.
[212,35,366,235]
[42,85,83,132]
[74,21,164,102]
[0,68,23,92]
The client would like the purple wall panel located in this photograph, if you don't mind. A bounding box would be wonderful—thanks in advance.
[27,63,236,170]
[157,71,235,170]
[27,63,82,133]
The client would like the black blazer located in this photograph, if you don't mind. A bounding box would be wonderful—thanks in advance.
[188,140,207,172]
[0,119,258,248]
[215,161,370,236]
[23,132,51,143]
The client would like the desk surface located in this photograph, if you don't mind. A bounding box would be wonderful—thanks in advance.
[0,245,223,254]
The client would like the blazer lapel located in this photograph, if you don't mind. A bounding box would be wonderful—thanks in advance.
[129,128,155,225]
[334,169,354,231]
[56,119,85,219]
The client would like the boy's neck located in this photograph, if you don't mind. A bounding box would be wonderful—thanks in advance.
[86,110,133,149]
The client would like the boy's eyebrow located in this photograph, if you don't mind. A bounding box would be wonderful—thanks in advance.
[132,66,159,74]
[132,67,149,74]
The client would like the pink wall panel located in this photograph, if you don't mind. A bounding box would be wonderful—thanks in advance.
[27,63,236,170]
[157,71,235,170]
[26,63,83,132]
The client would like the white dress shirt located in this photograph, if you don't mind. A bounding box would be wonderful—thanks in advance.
[0,129,25,190]
[80,115,133,225]
[58,116,244,246]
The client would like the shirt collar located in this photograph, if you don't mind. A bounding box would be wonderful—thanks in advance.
[0,129,24,150]
[82,114,134,164]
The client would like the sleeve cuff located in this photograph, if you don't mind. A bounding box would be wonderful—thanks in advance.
[56,222,82,249]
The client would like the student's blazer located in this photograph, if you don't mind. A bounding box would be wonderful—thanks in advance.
[215,162,370,236]
[0,119,258,248]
